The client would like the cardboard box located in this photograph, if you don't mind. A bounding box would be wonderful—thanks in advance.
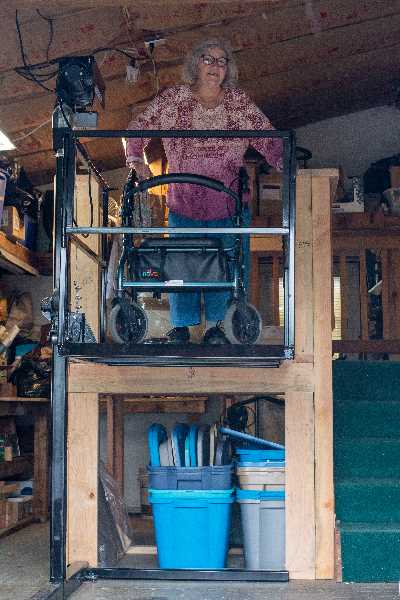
[0,481,19,499]
[332,199,364,213]
[0,206,25,241]
[0,496,33,528]
[390,166,400,189]
[258,173,282,218]
[7,496,33,520]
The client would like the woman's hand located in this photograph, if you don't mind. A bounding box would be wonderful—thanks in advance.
[128,161,152,180]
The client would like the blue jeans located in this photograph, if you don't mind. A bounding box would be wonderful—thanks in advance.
[168,211,251,327]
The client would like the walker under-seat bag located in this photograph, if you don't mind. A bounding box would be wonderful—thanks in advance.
[130,237,230,283]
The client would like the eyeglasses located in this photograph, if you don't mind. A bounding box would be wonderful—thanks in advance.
[201,54,229,67]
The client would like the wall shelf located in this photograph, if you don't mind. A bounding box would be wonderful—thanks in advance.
[0,232,38,276]
[0,454,33,479]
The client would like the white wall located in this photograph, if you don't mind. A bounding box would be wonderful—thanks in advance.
[296,105,400,185]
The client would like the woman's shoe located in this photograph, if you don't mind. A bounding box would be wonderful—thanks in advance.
[166,326,190,343]
[203,325,230,345]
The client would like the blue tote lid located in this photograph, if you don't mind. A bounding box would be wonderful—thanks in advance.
[236,489,285,501]
[236,448,285,461]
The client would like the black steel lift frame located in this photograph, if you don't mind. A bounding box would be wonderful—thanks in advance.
[48,124,296,597]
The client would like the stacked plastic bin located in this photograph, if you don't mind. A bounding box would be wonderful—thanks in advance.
[221,428,286,571]
[147,423,234,569]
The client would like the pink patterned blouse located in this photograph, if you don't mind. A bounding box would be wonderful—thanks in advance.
[126,85,282,221]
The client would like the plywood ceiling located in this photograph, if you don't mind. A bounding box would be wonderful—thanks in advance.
[1,0,399,184]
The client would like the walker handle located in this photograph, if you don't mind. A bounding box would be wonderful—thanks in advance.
[134,172,239,203]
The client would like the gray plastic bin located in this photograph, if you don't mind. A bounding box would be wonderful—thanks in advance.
[237,489,285,570]
[148,464,233,490]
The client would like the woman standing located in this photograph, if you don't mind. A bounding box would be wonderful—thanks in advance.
[126,38,282,344]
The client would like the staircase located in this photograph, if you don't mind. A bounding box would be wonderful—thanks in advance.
[333,361,400,582]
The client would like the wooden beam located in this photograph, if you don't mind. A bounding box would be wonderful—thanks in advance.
[312,173,336,579]
[359,251,369,340]
[272,255,280,326]
[294,172,313,361]
[333,339,400,353]
[334,229,400,251]
[285,391,315,579]
[70,174,101,339]
[391,250,400,339]
[99,396,207,414]
[106,396,124,497]
[339,255,348,340]
[381,249,390,340]
[120,400,206,414]
[249,252,261,309]
[67,393,98,567]
[68,361,314,395]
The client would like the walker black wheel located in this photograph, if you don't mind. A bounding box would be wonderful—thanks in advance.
[109,301,148,344]
[224,301,262,345]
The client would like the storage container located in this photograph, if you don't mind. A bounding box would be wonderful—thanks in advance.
[236,448,285,465]
[237,489,285,570]
[237,465,285,491]
[149,488,234,568]
[148,464,233,490]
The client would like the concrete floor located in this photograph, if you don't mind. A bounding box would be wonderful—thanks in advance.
[0,522,398,600]
[0,522,49,600]
[70,580,399,600]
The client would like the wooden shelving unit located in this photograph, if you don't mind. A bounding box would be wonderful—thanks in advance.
[0,231,39,276]
[0,454,33,479]
[0,516,35,539]
[0,398,49,526]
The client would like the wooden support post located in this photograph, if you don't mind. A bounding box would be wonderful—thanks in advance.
[69,361,314,395]
[359,250,369,340]
[312,174,335,579]
[295,173,313,361]
[285,391,315,578]
[67,393,99,567]
[381,249,390,339]
[272,255,280,325]
[32,406,49,522]
[106,395,125,497]
[250,252,260,309]
[391,250,400,339]
[70,175,101,338]
[339,254,348,339]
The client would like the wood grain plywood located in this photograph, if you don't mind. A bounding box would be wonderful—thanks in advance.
[285,391,315,579]
[312,174,335,579]
[68,361,314,395]
[67,392,98,567]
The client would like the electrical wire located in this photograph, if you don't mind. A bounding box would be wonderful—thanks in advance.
[36,9,54,63]
[15,10,55,93]
[12,118,51,143]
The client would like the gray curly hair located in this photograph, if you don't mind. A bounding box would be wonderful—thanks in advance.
[182,38,238,88]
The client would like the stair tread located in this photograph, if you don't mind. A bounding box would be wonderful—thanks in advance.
[336,437,400,442]
[336,477,400,486]
[340,521,400,532]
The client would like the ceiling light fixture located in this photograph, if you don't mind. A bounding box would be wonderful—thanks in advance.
[0,131,16,151]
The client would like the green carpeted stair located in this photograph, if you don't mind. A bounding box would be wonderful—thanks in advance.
[333,361,400,582]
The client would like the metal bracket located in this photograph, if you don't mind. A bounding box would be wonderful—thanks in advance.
[41,293,59,344]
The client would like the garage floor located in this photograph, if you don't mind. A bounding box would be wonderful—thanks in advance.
[0,523,398,600]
